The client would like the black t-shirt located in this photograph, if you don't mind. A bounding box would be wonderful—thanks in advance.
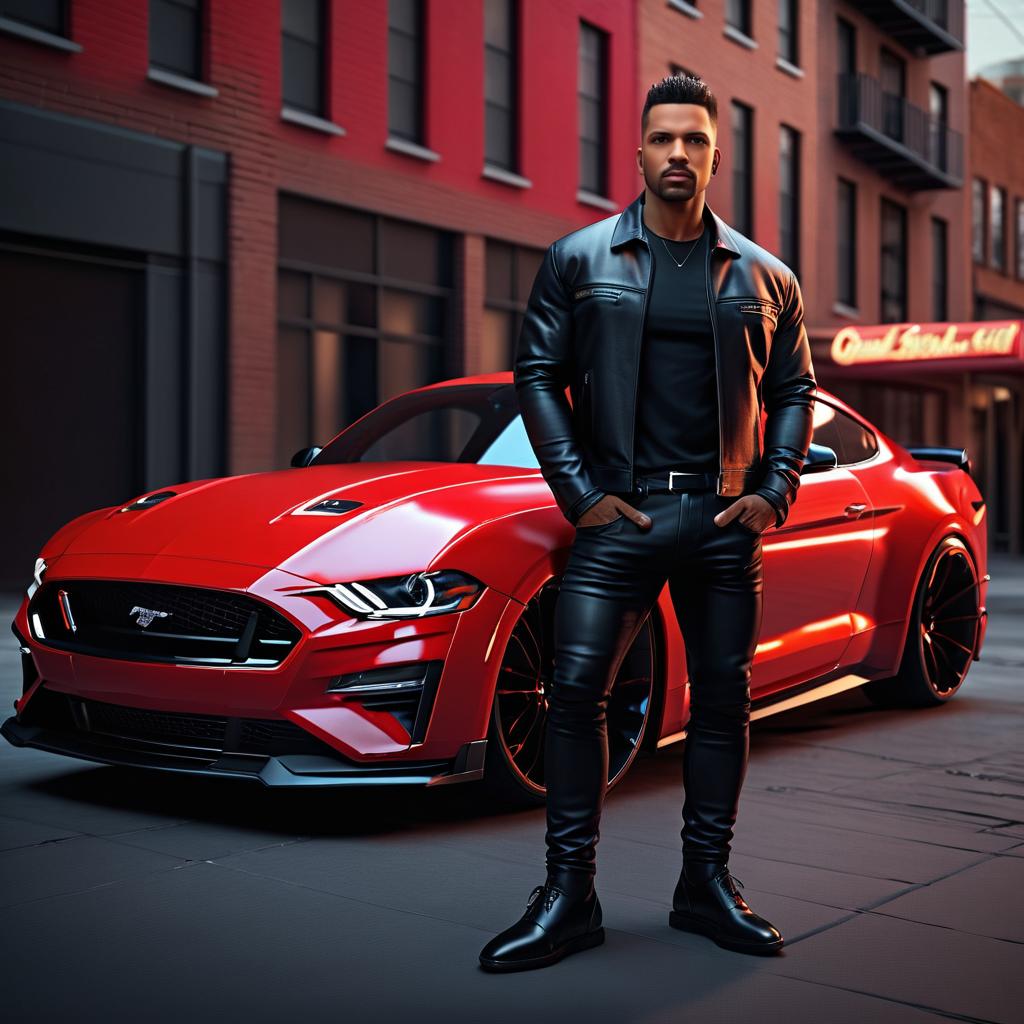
[633,221,720,475]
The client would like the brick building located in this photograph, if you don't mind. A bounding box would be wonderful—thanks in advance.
[1,1,1020,585]
[0,0,637,586]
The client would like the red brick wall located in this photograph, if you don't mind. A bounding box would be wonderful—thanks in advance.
[0,0,638,473]
[970,77,1024,313]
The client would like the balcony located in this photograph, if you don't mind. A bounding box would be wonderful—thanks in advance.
[857,0,964,55]
[836,73,963,190]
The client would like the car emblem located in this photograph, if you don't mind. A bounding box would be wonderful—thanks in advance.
[130,606,171,628]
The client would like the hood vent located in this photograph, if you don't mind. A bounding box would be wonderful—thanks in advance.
[122,490,177,512]
[304,498,363,515]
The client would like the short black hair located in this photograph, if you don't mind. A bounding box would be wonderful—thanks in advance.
[642,74,718,136]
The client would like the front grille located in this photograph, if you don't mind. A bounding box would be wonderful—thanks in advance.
[28,580,302,667]
[21,687,344,761]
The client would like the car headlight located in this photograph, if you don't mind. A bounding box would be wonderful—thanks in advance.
[27,557,46,599]
[298,569,484,620]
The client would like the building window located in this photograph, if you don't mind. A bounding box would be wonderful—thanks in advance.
[880,197,907,323]
[880,46,906,143]
[731,100,753,238]
[669,62,698,80]
[991,186,1006,272]
[149,0,202,81]
[726,0,752,37]
[836,17,856,124]
[389,0,425,144]
[1017,198,1024,281]
[1,0,67,36]
[779,124,800,276]
[931,216,948,322]
[484,239,544,371]
[276,195,454,469]
[578,21,608,197]
[928,81,948,172]
[778,0,798,66]
[836,17,855,74]
[972,178,986,264]
[282,0,325,117]
[484,0,518,172]
[836,178,856,308]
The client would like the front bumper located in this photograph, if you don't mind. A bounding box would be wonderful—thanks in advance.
[1,687,487,788]
[7,553,523,781]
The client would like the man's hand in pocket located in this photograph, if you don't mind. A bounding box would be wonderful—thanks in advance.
[577,495,652,529]
[713,494,776,534]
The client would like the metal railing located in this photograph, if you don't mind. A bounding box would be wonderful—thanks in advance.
[836,72,963,184]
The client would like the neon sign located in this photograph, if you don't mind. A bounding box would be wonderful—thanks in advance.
[830,320,1021,366]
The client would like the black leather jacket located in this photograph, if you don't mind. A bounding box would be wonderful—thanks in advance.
[514,190,817,528]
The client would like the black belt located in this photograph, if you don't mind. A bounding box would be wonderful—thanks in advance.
[636,470,717,495]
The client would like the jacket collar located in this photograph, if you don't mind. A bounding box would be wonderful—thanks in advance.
[610,189,741,257]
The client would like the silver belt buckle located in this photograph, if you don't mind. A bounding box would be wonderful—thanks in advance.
[668,471,699,492]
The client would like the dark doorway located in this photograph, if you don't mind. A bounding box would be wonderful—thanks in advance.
[0,242,144,588]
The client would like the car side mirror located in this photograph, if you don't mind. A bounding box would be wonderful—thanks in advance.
[290,446,322,468]
[801,442,839,474]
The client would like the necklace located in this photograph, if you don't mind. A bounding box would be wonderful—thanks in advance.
[652,227,703,270]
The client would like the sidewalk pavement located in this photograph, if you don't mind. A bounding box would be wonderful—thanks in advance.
[0,555,1021,1022]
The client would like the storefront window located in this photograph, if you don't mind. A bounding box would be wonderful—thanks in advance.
[276,194,454,468]
[484,239,544,373]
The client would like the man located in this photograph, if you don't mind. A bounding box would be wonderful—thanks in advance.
[479,75,815,972]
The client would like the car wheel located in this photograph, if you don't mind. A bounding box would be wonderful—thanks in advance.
[480,576,657,808]
[861,535,984,709]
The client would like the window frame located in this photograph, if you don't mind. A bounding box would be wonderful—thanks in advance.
[990,185,1007,273]
[836,177,857,308]
[281,0,327,119]
[779,123,801,277]
[731,99,754,239]
[483,0,519,173]
[972,177,987,265]
[778,0,798,67]
[578,19,609,198]
[880,196,908,323]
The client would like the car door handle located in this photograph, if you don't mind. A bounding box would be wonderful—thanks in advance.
[844,503,867,518]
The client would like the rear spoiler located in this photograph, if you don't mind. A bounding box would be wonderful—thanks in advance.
[905,446,971,475]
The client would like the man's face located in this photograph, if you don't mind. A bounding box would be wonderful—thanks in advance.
[637,103,720,201]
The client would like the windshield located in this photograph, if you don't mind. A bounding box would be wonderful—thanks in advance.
[310,383,541,469]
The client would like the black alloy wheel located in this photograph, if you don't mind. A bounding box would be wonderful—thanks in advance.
[481,577,657,807]
[862,535,984,709]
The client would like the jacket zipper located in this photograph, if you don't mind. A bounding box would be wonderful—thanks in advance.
[704,237,725,495]
[630,239,654,494]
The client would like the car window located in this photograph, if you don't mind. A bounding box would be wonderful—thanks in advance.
[312,383,539,469]
[812,402,878,466]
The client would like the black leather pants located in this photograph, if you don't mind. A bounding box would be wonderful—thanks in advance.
[544,486,764,888]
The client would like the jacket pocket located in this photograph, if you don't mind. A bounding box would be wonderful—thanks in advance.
[721,297,781,325]
[573,285,624,302]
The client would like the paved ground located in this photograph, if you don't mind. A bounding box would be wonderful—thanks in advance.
[1,555,1022,1023]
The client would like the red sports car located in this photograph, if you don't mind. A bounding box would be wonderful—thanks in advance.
[4,373,990,805]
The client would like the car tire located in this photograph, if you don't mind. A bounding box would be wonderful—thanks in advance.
[861,535,983,710]
[479,576,657,809]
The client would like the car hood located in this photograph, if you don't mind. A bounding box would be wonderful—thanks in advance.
[60,462,541,580]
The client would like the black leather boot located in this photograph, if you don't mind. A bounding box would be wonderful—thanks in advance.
[669,861,784,954]
[478,878,605,972]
